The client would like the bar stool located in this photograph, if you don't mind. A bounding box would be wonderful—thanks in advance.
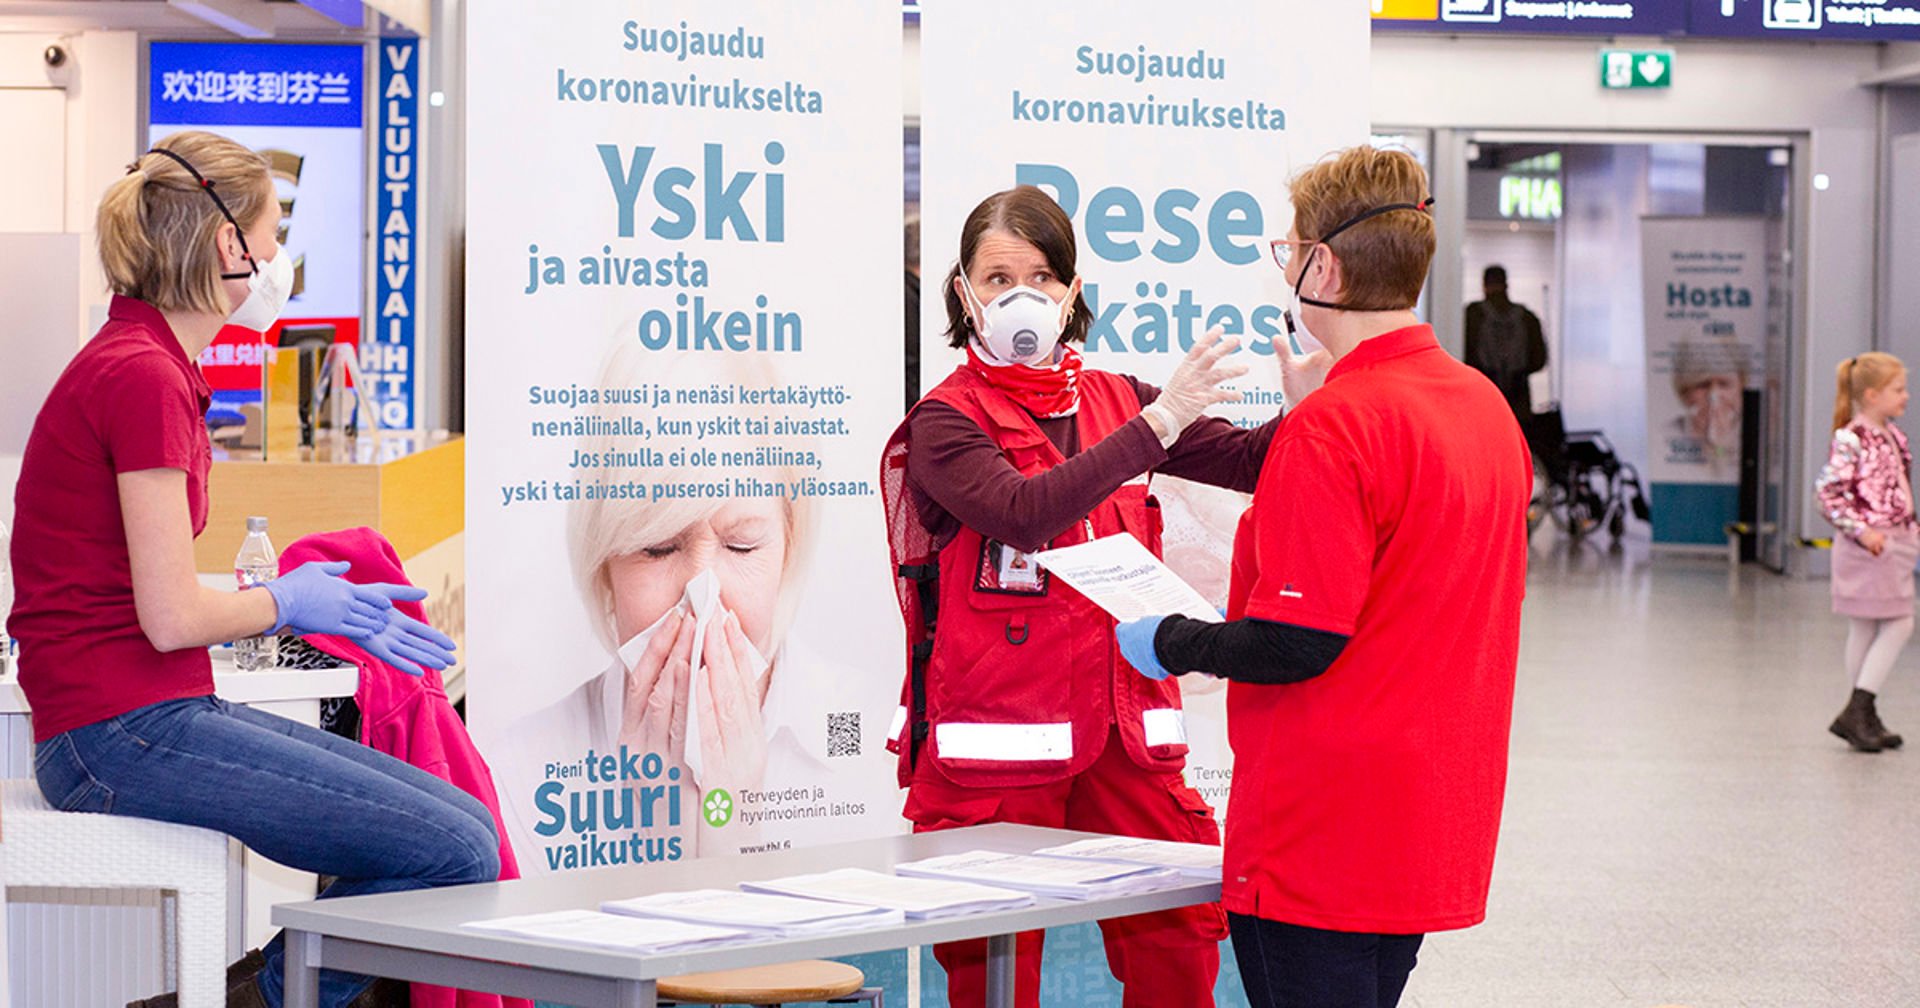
[658,959,882,1008]
[0,779,231,1008]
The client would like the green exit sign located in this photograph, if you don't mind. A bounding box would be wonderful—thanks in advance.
[1600,48,1673,90]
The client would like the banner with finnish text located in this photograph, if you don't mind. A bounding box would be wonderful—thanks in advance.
[465,2,905,875]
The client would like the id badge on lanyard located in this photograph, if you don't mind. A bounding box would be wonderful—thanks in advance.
[973,518,1093,597]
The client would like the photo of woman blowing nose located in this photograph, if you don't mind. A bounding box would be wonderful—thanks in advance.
[492,344,897,868]
[880,184,1284,1008]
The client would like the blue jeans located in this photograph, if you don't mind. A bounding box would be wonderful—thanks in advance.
[34,695,501,1008]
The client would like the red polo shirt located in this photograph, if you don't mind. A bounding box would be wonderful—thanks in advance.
[10,297,215,742]
[1223,325,1531,934]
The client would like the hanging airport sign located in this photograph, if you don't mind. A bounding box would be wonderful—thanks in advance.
[1686,0,1920,41]
[1600,48,1674,89]
[1372,0,1688,37]
[1373,0,1920,39]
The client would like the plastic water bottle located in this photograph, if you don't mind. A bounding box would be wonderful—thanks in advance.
[233,516,278,670]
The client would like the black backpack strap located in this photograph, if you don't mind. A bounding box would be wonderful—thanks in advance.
[897,559,939,767]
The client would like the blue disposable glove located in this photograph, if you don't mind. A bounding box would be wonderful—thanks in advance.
[263,561,425,637]
[357,609,458,677]
[1115,615,1172,681]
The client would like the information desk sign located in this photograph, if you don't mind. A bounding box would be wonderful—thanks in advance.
[1600,48,1673,89]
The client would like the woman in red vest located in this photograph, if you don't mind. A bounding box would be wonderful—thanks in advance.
[881,185,1281,1008]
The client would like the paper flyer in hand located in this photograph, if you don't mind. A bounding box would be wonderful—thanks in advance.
[1034,534,1223,623]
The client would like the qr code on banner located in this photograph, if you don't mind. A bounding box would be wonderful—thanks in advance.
[827,712,861,758]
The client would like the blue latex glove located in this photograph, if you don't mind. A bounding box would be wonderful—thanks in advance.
[357,609,458,677]
[263,561,424,637]
[1116,615,1172,681]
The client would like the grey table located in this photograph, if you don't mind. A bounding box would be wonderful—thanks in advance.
[273,823,1222,1008]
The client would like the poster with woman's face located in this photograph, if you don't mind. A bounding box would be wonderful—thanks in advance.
[464,3,906,872]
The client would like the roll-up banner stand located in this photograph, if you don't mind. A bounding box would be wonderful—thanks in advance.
[1640,217,1768,546]
[918,0,1368,828]
[465,1,905,883]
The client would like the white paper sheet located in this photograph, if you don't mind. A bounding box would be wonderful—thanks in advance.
[1033,837,1224,880]
[601,887,905,935]
[740,868,1034,919]
[459,909,751,952]
[1034,534,1223,623]
[894,850,1184,899]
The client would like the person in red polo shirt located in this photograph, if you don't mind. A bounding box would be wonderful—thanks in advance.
[1115,146,1532,1008]
[9,130,493,1008]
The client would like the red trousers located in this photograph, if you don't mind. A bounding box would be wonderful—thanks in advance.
[904,728,1227,1008]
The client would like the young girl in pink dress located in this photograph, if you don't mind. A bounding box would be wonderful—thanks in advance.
[1817,351,1914,752]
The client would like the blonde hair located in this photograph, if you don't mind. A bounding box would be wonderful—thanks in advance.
[1834,352,1906,431]
[97,131,272,314]
[567,342,817,657]
[1288,146,1435,311]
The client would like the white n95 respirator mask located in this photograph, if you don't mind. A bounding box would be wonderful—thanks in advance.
[963,275,1070,367]
[226,243,295,333]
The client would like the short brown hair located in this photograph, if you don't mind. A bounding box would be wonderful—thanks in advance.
[97,130,273,314]
[942,185,1091,349]
[1289,147,1435,311]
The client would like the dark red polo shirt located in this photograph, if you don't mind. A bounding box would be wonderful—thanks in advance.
[1223,325,1531,934]
[10,296,215,741]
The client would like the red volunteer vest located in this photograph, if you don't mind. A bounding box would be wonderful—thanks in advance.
[880,366,1190,789]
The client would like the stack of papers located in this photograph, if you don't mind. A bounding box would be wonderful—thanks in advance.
[894,850,1184,900]
[460,909,750,952]
[741,867,1035,920]
[1034,837,1225,881]
[602,888,906,936]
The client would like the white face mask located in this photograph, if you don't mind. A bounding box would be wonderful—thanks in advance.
[226,243,294,332]
[1285,289,1325,356]
[963,273,1069,367]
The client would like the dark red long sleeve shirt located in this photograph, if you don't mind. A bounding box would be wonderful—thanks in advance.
[905,374,1279,553]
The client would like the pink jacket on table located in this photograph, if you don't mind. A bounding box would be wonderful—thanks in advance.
[280,527,531,1008]
[1817,420,1917,543]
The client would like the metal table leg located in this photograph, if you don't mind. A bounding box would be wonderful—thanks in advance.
[985,932,1016,1008]
[613,977,658,1007]
[286,930,321,1008]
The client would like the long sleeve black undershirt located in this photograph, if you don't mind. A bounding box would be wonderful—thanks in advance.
[1153,614,1349,685]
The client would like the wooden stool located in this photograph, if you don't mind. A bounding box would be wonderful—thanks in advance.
[659,959,882,1008]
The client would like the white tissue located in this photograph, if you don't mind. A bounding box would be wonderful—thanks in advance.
[614,569,769,784]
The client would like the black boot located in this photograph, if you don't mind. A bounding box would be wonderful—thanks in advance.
[1863,692,1904,749]
[125,950,268,1008]
[1831,688,1887,752]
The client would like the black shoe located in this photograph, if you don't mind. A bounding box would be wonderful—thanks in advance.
[228,948,266,988]
[347,977,411,1007]
[1831,688,1887,752]
[1863,694,1904,749]
[125,950,269,1008]
[228,974,269,1008]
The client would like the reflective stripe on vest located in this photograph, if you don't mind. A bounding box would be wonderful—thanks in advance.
[888,705,909,743]
[935,721,1075,762]
[1142,707,1187,748]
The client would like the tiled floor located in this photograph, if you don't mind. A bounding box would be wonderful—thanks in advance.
[1401,535,1920,1008]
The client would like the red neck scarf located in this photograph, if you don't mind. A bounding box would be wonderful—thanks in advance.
[965,341,1084,419]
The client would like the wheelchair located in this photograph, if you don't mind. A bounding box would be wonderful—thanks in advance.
[1525,407,1651,544]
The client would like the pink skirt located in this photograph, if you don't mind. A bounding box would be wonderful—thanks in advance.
[1832,526,1920,619]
